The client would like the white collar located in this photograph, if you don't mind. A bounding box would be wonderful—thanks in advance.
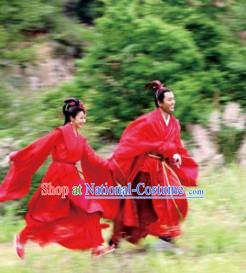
[163,114,170,126]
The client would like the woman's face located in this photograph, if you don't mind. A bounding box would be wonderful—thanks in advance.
[71,111,86,129]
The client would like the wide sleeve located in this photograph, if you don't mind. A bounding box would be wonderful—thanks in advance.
[80,140,119,219]
[113,117,176,159]
[81,140,111,185]
[0,129,61,201]
[107,117,177,186]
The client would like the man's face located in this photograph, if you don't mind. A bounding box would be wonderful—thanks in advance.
[158,91,176,114]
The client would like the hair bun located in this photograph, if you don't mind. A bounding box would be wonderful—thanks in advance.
[145,80,165,92]
[63,97,85,113]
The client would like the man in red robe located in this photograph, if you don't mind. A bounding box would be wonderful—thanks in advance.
[108,80,199,247]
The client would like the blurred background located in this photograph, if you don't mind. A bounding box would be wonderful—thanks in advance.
[0,1,245,272]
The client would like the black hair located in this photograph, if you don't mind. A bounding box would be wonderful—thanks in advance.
[63,97,86,125]
[145,80,172,107]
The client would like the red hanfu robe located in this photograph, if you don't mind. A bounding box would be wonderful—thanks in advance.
[0,123,118,250]
[109,108,198,243]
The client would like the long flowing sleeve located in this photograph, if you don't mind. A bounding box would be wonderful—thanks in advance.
[80,140,119,219]
[0,129,61,201]
[81,140,111,185]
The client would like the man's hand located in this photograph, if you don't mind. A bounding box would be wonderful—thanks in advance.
[173,153,182,168]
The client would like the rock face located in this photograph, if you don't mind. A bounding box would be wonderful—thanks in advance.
[209,110,221,133]
[27,58,74,90]
[27,43,75,90]
[188,102,245,168]
[186,124,224,168]
[238,136,246,169]
[240,31,246,43]
[213,0,229,8]
[3,42,75,92]
[222,102,245,130]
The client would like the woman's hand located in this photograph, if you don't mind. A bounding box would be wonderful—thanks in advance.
[8,151,18,166]
[7,156,13,166]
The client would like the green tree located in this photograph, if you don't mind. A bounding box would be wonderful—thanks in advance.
[73,0,245,138]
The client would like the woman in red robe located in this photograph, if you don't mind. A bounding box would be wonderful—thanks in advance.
[108,81,199,246]
[0,97,117,258]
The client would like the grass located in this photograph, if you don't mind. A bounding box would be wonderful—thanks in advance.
[0,164,245,273]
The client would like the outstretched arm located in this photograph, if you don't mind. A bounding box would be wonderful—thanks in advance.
[0,129,61,201]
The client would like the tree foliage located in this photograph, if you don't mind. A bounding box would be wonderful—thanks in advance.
[71,0,246,138]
